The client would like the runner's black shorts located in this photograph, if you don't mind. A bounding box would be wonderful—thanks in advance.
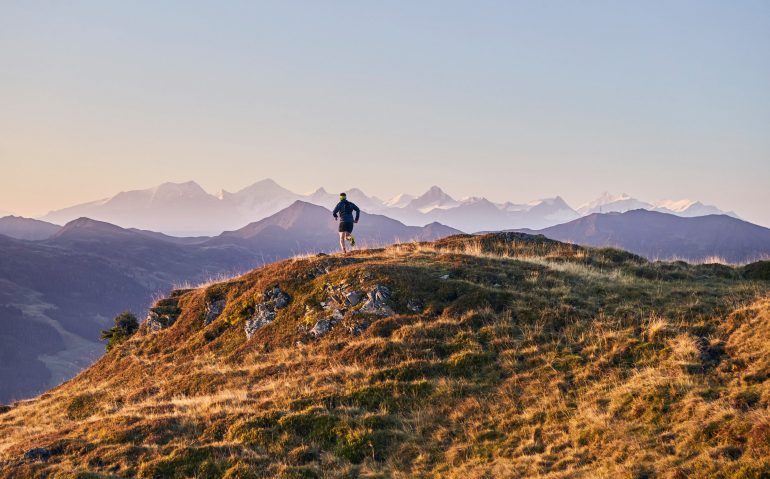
[339,221,354,233]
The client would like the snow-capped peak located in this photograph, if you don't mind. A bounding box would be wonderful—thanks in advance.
[577,192,652,215]
[460,196,484,205]
[407,186,459,213]
[150,181,209,200]
[578,192,631,211]
[384,193,416,208]
[652,199,697,212]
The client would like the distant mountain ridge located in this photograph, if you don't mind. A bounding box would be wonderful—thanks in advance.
[522,209,770,264]
[0,216,61,240]
[209,201,461,261]
[577,191,737,218]
[40,180,740,236]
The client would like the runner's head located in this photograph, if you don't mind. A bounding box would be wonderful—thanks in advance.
[339,192,347,201]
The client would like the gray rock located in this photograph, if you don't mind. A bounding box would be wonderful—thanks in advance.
[146,312,164,331]
[359,285,394,316]
[144,297,182,331]
[264,285,291,309]
[244,318,269,339]
[310,318,333,338]
[372,285,391,301]
[323,300,342,311]
[305,262,332,279]
[345,291,365,307]
[407,299,424,313]
[204,299,226,325]
[274,293,290,310]
[332,309,345,321]
[244,303,277,339]
[146,311,177,331]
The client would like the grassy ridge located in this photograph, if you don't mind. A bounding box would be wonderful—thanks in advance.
[1,233,769,478]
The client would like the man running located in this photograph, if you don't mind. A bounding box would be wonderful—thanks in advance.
[332,192,360,253]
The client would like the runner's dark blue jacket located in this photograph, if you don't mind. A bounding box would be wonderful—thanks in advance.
[333,200,360,223]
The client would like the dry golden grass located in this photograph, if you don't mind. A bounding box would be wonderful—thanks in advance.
[1,233,769,478]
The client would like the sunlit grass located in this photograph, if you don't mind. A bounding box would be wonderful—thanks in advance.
[1,234,769,478]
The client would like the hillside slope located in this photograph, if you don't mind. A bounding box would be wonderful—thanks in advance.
[1,234,770,478]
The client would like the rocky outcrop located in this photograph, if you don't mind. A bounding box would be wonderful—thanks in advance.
[146,297,183,331]
[244,304,275,339]
[303,261,333,280]
[310,318,334,338]
[407,299,424,313]
[359,285,394,316]
[204,299,226,325]
[345,291,365,307]
[299,282,397,339]
[263,285,291,309]
[244,285,291,339]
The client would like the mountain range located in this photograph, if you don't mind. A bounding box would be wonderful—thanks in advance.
[37,180,737,236]
[0,216,61,240]
[576,192,738,217]
[521,209,770,264]
[0,202,458,402]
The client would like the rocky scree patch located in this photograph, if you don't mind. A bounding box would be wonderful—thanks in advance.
[244,285,291,339]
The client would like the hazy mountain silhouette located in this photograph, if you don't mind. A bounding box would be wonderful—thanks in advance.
[210,201,460,260]
[0,216,61,240]
[42,181,241,236]
[40,180,743,236]
[383,192,416,208]
[652,199,737,217]
[405,186,460,213]
[524,209,770,263]
[218,178,302,224]
[577,192,654,215]
[578,192,737,218]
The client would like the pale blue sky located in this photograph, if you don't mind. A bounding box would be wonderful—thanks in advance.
[1,1,769,225]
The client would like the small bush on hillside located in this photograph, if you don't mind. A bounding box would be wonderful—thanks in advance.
[743,261,770,281]
[100,311,139,351]
[66,392,101,420]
